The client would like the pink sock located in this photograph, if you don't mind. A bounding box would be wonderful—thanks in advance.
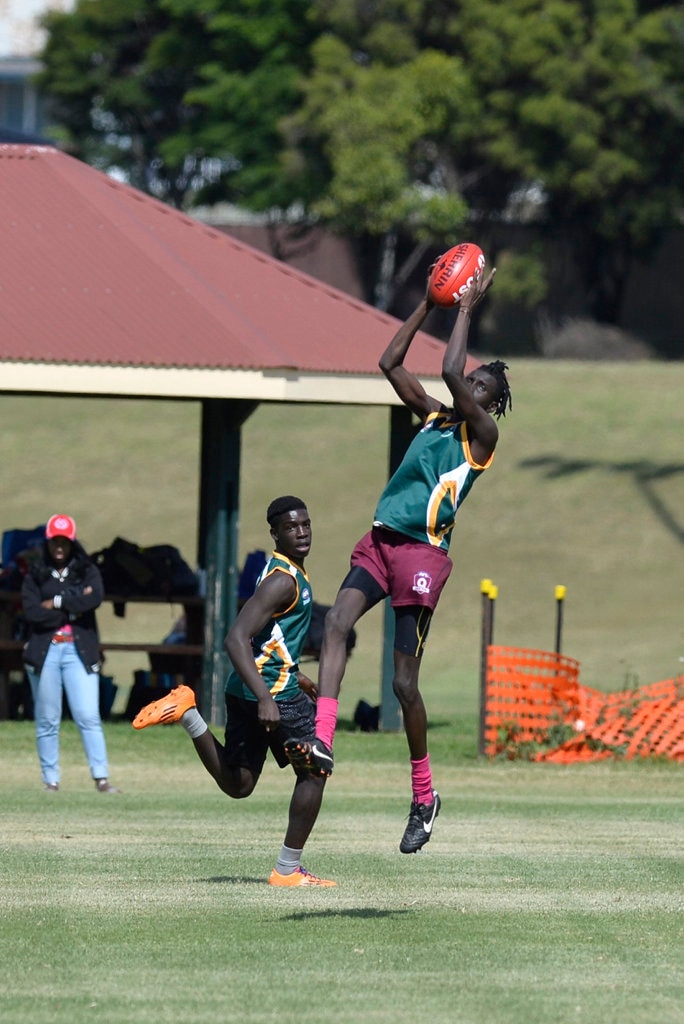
[315,697,339,750]
[410,754,433,805]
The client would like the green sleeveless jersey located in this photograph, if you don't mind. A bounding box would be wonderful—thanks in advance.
[225,552,313,702]
[373,410,493,551]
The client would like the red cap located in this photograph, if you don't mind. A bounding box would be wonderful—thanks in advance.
[45,514,77,541]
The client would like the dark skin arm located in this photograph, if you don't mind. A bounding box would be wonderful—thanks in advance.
[379,268,498,465]
[378,297,441,420]
[224,569,298,731]
[442,269,499,465]
[297,672,318,701]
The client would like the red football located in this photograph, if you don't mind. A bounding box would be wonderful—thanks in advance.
[428,242,486,307]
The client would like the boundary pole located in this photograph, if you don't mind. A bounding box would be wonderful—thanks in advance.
[554,584,567,655]
[478,579,496,756]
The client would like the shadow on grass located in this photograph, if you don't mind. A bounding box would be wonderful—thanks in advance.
[202,878,416,918]
[338,717,453,733]
[203,875,269,885]
[520,455,684,543]
[281,908,411,921]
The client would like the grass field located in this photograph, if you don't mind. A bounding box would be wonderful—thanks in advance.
[1,720,682,1024]
[1,359,683,722]
[2,364,682,1024]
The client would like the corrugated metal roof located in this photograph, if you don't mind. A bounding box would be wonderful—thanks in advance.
[0,144,461,388]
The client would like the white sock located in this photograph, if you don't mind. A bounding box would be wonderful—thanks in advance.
[275,845,302,875]
[180,708,208,739]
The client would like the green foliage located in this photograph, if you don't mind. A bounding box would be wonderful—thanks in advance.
[169,0,319,209]
[37,0,212,202]
[494,717,578,761]
[282,37,476,298]
[493,717,630,761]
[293,0,683,318]
[485,248,548,308]
[454,0,684,317]
[37,0,317,209]
[291,43,475,240]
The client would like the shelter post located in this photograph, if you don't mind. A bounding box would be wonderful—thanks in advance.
[379,404,417,731]
[197,398,258,726]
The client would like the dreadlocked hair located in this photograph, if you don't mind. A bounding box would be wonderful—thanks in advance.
[482,360,512,419]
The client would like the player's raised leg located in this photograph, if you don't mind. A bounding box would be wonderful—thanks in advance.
[285,580,373,777]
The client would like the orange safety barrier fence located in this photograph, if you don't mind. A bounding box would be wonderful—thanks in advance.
[484,645,684,762]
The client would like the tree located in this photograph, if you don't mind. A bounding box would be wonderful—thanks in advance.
[37,0,212,206]
[282,36,473,307]
[161,0,319,212]
[37,0,317,210]
[455,0,684,323]
[285,0,684,322]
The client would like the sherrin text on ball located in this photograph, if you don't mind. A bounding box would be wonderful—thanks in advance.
[428,242,486,307]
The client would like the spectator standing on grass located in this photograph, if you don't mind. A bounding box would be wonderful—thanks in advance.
[132,496,335,888]
[285,268,512,855]
[22,514,118,793]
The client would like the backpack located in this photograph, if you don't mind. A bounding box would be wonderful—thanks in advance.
[90,537,198,597]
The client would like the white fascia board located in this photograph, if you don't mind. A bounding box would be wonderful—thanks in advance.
[0,361,443,406]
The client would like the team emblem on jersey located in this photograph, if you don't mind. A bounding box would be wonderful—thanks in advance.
[412,571,432,596]
[302,587,312,605]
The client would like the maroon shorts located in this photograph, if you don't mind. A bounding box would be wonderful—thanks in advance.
[350,527,453,610]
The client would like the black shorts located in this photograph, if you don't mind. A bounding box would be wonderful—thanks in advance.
[341,564,435,658]
[223,689,316,777]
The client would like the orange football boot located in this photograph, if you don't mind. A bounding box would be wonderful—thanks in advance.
[132,684,197,729]
[268,866,336,888]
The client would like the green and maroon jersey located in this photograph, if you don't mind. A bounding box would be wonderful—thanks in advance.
[373,410,493,551]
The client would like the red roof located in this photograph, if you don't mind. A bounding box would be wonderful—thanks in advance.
[0,144,465,380]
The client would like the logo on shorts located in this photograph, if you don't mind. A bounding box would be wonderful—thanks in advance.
[412,571,432,596]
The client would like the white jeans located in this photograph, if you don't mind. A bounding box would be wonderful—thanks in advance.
[27,641,108,786]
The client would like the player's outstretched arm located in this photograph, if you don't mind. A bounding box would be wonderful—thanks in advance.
[441,268,496,386]
[225,571,296,730]
[442,269,499,465]
[379,296,442,419]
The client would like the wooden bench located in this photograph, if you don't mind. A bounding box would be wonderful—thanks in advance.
[0,640,203,655]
